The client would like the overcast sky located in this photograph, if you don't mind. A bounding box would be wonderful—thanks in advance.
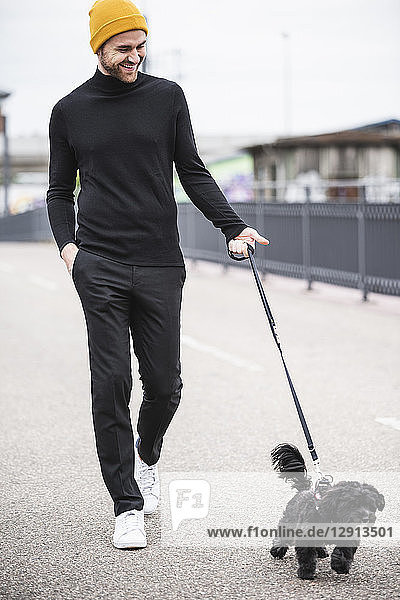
[0,0,399,140]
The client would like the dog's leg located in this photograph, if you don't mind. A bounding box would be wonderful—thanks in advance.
[270,541,289,559]
[316,546,329,559]
[331,546,357,574]
[270,518,290,559]
[295,547,318,580]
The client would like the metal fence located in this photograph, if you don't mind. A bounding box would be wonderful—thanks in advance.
[178,201,400,300]
[1,201,399,300]
[0,206,50,241]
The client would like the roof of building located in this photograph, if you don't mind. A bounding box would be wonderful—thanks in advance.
[244,119,400,152]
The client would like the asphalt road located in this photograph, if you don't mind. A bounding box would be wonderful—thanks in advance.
[0,242,399,600]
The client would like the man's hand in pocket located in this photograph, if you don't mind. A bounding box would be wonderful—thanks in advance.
[61,243,79,276]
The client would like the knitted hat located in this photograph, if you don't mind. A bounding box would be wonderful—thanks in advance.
[89,0,148,54]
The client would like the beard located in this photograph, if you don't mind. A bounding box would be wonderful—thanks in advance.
[98,49,144,83]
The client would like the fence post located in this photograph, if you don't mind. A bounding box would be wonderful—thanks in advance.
[2,113,10,216]
[255,201,267,278]
[188,204,197,267]
[357,186,368,301]
[302,186,312,290]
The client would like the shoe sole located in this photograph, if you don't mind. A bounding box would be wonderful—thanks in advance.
[144,497,160,515]
[144,507,158,515]
[112,538,147,549]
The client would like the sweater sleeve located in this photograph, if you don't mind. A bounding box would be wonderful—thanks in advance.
[46,101,78,255]
[173,84,248,247]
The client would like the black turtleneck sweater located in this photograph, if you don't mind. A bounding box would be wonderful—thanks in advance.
[46,67,248,266]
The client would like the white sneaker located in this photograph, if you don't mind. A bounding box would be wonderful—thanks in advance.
[135,438,161,515]
[112,509,147,549]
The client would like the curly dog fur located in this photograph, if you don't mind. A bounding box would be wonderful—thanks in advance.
[270,443,385,580]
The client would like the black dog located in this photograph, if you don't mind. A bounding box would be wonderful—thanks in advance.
[269,443,385,580]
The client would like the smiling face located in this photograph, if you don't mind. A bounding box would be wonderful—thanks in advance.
[97,29,147,83]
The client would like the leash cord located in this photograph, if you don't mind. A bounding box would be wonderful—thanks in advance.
[229,243,322,475]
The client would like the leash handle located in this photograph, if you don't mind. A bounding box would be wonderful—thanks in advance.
[228,242,255,261]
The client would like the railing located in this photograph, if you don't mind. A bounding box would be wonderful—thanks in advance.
[1,197,399,300]
[178,200,400,300]
[0,206,51,241]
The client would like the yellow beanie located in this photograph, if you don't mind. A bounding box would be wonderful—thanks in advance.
[89,0,148,54]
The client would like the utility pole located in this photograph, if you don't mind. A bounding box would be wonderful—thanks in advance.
[138,1,183,82]
[141,0,150,73]
[0,91,11,216]
[174,48,183,83]
[281,32,292,136]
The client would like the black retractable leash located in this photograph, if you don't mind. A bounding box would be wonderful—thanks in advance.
[229,242,333,494]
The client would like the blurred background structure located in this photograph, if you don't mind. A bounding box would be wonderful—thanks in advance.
[0,0,399,299]
[248,120,400,204]
[0,90,11,216]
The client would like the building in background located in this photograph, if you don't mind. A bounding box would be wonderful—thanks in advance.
[0,135,49,215]
[245,120,400,203]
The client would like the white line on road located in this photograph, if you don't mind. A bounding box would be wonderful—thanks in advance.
[182,334,264,372]
[28,275,59,292]
[375,417,400,431]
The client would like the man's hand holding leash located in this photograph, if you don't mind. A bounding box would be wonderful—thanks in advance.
[228,227,269,258]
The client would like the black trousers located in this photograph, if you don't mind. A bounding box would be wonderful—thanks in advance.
[72,248,186,516]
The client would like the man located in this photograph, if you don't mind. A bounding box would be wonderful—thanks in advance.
[46,0,268,550]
